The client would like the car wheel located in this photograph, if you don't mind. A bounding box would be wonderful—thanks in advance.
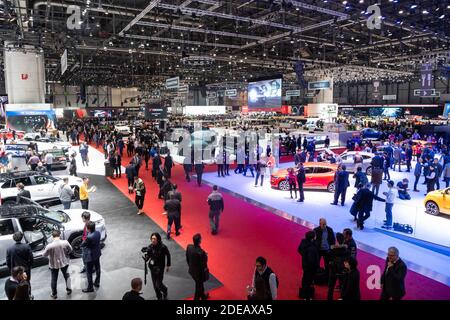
[278,180,290,191]
[425,201,440,216]
[366,166,372,176]
[327,182,335,193]
[69,234,83,258]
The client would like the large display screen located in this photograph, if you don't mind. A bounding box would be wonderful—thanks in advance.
[368,107,403,118]
[5,110,56,132]
[443,103,450,119]
[248,78,282,109]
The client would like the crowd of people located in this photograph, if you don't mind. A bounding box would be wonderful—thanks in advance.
[4,116,448,302]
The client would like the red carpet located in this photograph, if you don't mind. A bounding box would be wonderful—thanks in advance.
[94,145,450,300]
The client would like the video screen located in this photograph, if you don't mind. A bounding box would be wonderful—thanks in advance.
[5,110,56,132]
[443,103,450,119]
[248,78,282,108]
[368,107,403,118]
[92,110,112,118]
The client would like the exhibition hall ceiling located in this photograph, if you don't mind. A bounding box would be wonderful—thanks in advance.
[0,0,448,87]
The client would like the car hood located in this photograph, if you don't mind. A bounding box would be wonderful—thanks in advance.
[63,209,103,223]
[54,175,83,186]
[426,189,447,197]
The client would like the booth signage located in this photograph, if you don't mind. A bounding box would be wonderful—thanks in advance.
[145,105,168,120]
[305,91,316,98]
[383,95,397,100]
[178,84,189,93]
[165,77,179,89]
[286,90,301,97]
[308,81,331,90]
[225,89,237,97]
[184,105,225,115]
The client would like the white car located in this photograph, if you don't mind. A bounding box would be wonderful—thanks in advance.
[22,135,72,152]
[0,171,83,206]
[336,151,375,175]
[114,125,131,136]
[0,205,106,264]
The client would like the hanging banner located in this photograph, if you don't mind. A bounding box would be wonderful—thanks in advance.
[61,49,68,75]
[421,63,433,90]
[372,80,381,100]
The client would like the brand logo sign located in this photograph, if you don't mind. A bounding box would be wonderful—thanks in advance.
[367,4,382,30]
[308,81,331,90]
[165,77,179,89]
[225,89,237,97]
[286,90,301,97]
[67,5,82,30]
[21,74,29,80]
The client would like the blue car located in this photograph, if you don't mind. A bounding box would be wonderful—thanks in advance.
[361,128,382,140]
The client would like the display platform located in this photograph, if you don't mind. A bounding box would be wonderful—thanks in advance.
[201,161,450,286]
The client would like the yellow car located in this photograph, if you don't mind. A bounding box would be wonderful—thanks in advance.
[424,187,450,216]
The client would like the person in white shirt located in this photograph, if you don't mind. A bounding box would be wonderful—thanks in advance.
[44,151,54,175]
[42,229,73,299]
[382,180,395,229]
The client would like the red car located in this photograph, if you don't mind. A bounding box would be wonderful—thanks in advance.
[270,162,338,193]
[0,129,25,140]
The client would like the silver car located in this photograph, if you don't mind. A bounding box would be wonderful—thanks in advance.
[337,151,374,175]
[0,204,107,267]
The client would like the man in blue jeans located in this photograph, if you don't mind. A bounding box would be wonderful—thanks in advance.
[382,181,395,229]
[59,178,74,209]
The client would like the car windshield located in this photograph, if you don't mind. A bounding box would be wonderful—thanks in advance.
[36,207,69,223]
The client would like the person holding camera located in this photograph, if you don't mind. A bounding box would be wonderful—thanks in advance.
[142,233,171,300]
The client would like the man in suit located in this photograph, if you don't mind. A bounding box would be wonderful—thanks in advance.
[331,165,350,206]
[186,233,209,300]
[353,183,386,230]
[6,232,33,281]
[81,221,101,292]
[164,194,181,240]
[164,151,174,179]
[296,162,306,202]
[313,218,335,279]
[195,162,205,187]
[380,247,407,300]
[16,183,31,204]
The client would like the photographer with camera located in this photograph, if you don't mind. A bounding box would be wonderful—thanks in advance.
[141,232,171,300]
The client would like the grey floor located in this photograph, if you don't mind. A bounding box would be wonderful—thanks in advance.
[0,173,222,300]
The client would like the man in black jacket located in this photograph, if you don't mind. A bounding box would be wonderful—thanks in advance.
[380,247,407,300]
[353,183,386,230]
[313,218,335,279]
[343,228,357,259]
[125,161,137,194]
[16,183,31,204]
[296,163,306,202]
[164,151,174,179]
[331,165,350,206]
[142,233,171,300]
[207,185,224,235]
[298,231,319,300]
[122,278,145,301]
[81,222,102,293]
[164,195,181,239]
[4,266,29,300]
[186,233,209,300]
[6,232,33,281]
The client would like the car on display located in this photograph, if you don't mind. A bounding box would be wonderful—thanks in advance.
[424,187,450,216]
[0,203,107,265]
[0,171,82,206]
[270,162,337,193]
[303,118,321,133]
[22,135,72,152]
[40,148,68,170]
[360,128,382,140]
[336,151,374,175]
[114,124,131,136]
[0,129,25,140]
